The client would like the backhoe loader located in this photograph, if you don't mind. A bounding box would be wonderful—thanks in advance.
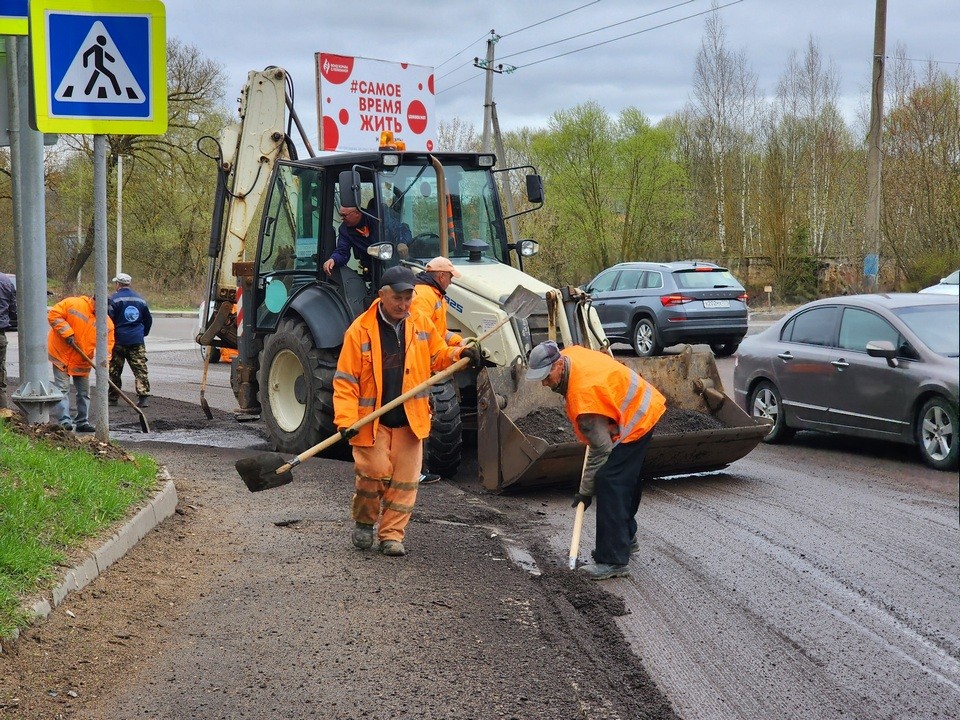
[198,67,769,488]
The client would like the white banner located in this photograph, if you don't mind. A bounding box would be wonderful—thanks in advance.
[316,53,436,152]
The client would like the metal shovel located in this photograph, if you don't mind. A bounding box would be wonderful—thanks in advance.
[73,345,150,433]
[236,284,543,492]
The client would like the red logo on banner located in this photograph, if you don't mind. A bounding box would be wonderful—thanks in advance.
[320,54,354,85]
[407,100,428,135]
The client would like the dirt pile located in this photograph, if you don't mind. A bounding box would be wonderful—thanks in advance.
[1,411,133,463]
[514,404,726,442]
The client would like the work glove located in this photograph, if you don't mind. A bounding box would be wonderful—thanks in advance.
[571,492,592,510]
[65,336,78,349]
[339,426,358,441]
[460,343,495,369]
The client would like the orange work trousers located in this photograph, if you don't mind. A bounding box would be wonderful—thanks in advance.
[351,424,423,542]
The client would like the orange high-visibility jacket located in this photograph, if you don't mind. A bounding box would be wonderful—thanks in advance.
[412,283,463,346]
[48,296,115,376]
[561,345,666,445]
[334,300,464,446]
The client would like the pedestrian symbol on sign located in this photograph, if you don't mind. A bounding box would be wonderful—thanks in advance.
[54,21,144,104]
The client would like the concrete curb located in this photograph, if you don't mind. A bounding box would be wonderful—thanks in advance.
[0,468,178,650]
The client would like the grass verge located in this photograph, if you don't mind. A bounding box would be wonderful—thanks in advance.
[0,420,158,638]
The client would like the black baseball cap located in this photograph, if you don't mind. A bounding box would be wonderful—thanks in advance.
[379,265,417,292]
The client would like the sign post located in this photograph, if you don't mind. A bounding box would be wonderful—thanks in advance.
[30,0,166,441]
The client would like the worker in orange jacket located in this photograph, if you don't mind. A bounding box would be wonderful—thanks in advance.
[48,295,115,432]
[334,265,481,557]
[411,256,466,484]
[525,341,666,580]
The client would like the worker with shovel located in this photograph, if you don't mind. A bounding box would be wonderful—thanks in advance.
[525,341,666,580]
[334,265,482,557]
[48,295,115,432]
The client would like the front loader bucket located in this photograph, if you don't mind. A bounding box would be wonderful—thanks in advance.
[477,347,771,493]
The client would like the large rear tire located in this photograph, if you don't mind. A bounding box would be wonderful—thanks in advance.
[426,379,463,479]
[258,317,343,456]
[916,396,958,471]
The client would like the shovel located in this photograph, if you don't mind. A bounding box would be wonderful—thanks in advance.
[199,350,214,420]
[236,284,543,492]
[73,345,150,433]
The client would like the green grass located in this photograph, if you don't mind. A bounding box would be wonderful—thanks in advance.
[0,420,158,638]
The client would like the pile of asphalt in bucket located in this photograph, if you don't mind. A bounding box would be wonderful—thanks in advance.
[514,405,725,442]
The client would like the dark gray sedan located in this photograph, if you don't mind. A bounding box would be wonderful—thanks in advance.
[733,293,959,471]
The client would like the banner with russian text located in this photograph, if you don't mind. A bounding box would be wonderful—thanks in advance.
[316,53,435,152]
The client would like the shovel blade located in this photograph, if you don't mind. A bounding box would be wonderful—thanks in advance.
[236,453,294,493]
[502,285,545,322]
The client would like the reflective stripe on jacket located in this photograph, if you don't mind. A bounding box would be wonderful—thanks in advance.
[47,296,115,376]
[412,282,463,346]
[334,300,464,446]
[561,345,666,445]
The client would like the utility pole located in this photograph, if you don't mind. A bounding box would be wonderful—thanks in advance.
[478,30,498,153]
[864,0,886,291]
[116,154,123,276]
[491,102,520,244]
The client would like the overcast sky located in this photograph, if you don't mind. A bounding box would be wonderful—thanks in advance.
[165,0,955,150]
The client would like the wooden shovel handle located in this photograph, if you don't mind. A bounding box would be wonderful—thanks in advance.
[568,502,586,570]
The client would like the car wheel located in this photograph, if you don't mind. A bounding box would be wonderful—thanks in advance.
[631,317,662,357]
[749,380,794,443]
[916,396,959,471]
[710,341,740,358]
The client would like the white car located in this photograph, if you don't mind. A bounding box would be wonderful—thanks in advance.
[918,269,959,296]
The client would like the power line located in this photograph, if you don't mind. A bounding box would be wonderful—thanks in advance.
[500,0,699,61]
[514,0,743,70]
[500,0,606,39]
[891,56,960,67]
[436,31,491,70]
[437,72,483,95]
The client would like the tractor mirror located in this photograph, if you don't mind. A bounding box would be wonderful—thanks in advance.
[338,170,361,208]
[525,174,544,204]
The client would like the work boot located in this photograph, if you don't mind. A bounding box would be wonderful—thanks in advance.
[59,421,74,432]
[630,535,641,554]
[137,395,150,408]
[75,422,96,433]
[580,563,630,581]
[351,523,374,550]
[418,472,440,485]
[108,397,118,406]
[380,540,407,556]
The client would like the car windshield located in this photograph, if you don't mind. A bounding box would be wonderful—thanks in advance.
[673,269,740,289]
[942,270,959,285]
[893,304,960,357]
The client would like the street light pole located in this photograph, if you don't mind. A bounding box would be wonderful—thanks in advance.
[116,154,123,276]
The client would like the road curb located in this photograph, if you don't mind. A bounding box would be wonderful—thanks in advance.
[0,469,178,651]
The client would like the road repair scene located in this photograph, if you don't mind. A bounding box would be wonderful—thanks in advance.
[2,3,959,719]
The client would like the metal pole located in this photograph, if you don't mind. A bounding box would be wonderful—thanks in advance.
[864,0,886,291]
[93,135,110,442]
[116,154,122,276]
[481,31,496,153]
[9,36,61,423]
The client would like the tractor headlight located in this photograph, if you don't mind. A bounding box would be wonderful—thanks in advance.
[517,239,539,257]
[366,242,394,260]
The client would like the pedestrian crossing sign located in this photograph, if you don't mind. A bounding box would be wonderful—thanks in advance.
[30,0,166,135]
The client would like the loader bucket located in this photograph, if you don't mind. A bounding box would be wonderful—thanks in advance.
[477,346,771,493]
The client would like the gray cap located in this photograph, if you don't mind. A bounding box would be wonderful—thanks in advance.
[112,272,132,285]
[525,341,562,381]
[379,265,417,292]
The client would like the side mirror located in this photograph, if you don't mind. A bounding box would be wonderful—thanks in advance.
[525,174,544,204]
[338,170,361,208]
[866,340,898,368]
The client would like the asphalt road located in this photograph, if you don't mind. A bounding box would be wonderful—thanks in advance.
[7,316,959,718]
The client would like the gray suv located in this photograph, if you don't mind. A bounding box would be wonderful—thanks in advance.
[584,261,748,357]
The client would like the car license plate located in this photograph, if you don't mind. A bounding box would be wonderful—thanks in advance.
[703,299,730,308]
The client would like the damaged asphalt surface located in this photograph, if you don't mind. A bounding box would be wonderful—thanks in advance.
[0,394,678,720]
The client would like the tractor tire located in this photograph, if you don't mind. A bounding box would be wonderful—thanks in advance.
[258,317,344,457]
[426,378,463,479]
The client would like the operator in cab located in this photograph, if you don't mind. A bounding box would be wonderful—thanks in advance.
[322,205,375,279]
[525,340,666,581]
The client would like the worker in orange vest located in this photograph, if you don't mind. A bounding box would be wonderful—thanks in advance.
[334,265,481,557]
[48,295,115,432]
[525,341,666,580]
[412,256,466,484]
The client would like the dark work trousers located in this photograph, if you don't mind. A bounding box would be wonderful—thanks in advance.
[592,429,655,566]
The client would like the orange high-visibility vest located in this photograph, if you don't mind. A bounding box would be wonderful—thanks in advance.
[413,283,463,346]
[47,296,115,376]
[334,300,464,445]
[561,345,666,445]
